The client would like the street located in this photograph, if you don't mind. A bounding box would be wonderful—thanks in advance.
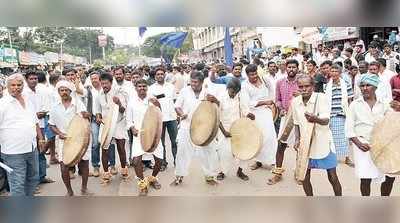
[36,146,400,196]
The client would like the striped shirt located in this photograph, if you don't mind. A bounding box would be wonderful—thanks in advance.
[330,81,354,116]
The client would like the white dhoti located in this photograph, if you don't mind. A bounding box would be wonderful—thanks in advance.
[352,143,384,181]
[175,128,219,177]
[130,134,163,159]
[215,131,248,174]
[252,107,278,165]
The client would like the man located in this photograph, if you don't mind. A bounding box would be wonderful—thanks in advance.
[343,48,358,67]
[241,64,278,172]
[49,81,92,196]
[367,61,393,104]
[315,60,332,93]
[318,47,333,66]
[305,60,318,78]
[216,78,254,181]
[353,61,369,99]
[365,43,381,63]
[148,67,178,171]
[325,64,354,166]
[266,61,285,89]
[124,70,133,82]
[292,75,342,196]
[312,44,323,64]
[291,48,304,71]
[210,63,246,85]
[382,44,399,72]
[390,63,400,102]
[23,71,55,189]
[112,66,135,166]
[87,71,104,177]
[345,74,396,196]
[170,71,220,186]
[95,73,129,183]
[126,79,163,196]
[377,58,397,83]
[267,60,299,185]
[0,73,45,196]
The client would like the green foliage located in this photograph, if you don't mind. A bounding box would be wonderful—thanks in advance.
[0,27,115,61]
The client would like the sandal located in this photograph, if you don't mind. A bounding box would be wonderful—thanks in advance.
[236,171,249,181]
[267,167,285,185]
[217,172,225,181]
[267,174,282,185]
[101,172,112,184]
[170,176,183,186]
[147,176,162,190]
[250,161,263,170]
[205,176,218,186]
[138,179,149,196]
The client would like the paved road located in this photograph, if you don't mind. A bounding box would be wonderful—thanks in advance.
[35,146,400,196]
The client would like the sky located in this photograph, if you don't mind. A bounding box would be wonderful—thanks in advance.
[102,27,176,45]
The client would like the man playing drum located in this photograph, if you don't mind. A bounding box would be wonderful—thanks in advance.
[345,74,396,196]
[95,73,129,183]
[292,75,342,196]
[126,79,163,196]
[216,78,255,181]
[49,81,92,196]
[241,64,278,174]
[170,70,220,186]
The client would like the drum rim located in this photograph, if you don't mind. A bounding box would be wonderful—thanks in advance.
[190,101,219,146]
[63,115,91,166]
[230,117,263,160]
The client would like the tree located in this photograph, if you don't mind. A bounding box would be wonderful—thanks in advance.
[108,48,130,65]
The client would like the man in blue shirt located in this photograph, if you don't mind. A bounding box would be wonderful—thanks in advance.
[209,63,246,85]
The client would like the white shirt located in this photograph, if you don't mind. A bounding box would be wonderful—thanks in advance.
[48,99,86,133]
[318,55,333,66]
[241,78,275,110]
[345,97,391,142]
[113,80,136,103]
[292,93,334,159]
[148,82,177,122]
[365,53,376,63]
[0,95,38,154]
[174,86,208,130]
[94,88,127,121]
[36,83,53,128]
[380,69,397,83]
[126,96,150,130]
[219,90,250,130]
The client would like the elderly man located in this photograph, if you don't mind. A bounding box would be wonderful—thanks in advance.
[346,74,396,196]
[292,75,342,196]
[49,81,92,196]
[0,73,45,196]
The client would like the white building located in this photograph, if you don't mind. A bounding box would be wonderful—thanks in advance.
[192,27,260,62]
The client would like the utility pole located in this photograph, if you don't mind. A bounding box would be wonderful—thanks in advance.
[89,44,92,64]
[8,31,12,48]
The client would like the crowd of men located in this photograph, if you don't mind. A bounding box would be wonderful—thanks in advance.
[1,36,400,196]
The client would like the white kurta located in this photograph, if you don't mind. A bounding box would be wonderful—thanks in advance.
[241,80,278,165]
[216,91,250,173]
[345,97,391,180]
[126,96,163,159]
[174,86,219,177]
[94,88,128,140]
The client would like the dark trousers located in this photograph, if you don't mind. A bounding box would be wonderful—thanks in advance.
[161,120,178,166]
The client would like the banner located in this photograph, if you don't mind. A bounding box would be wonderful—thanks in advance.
[98,35,107,47]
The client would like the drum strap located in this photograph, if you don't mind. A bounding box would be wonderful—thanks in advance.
[86,86,93,115]
[238,94,242,118]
